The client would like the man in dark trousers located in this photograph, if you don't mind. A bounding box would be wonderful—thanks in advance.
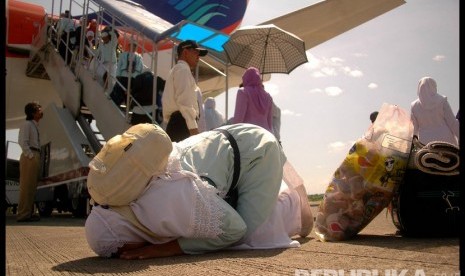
[161,40,208,142]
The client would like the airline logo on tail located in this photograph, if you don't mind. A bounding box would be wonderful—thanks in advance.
[138,0,248,33]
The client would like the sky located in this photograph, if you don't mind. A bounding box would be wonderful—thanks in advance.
[6,0,459,195]
[214,0,459,194]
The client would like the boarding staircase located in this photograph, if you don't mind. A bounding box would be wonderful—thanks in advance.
[21,9,136,217]
[26,20,132,154]
[25,0,236,157]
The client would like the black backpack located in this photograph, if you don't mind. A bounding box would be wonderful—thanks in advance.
[391,137,461,237]
[131,72,165,124]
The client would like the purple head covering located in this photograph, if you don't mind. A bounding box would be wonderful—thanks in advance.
[241,67,272,112]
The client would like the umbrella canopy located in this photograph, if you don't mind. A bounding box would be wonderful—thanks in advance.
[223,24,308,75]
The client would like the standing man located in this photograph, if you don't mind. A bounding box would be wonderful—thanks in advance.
[17,102,43,222]
[162,40,208,142]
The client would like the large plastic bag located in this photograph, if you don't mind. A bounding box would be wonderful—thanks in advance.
[315,103,414,241]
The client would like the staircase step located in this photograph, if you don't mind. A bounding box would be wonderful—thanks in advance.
[26,60,50,80]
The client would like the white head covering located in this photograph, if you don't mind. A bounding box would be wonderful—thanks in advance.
[204,97,216,109]
[417,76,445,110]
[203,97,225,130]
[87,123,172,206]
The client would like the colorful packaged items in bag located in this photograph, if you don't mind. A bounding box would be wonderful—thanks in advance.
[315,104,413,241]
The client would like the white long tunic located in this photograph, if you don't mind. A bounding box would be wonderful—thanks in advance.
[85,171,246,258]
[410,77,459,146]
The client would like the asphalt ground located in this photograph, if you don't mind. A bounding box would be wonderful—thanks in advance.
[4,205,462,276]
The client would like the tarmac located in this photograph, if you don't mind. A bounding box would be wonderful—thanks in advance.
[5,205,461,276]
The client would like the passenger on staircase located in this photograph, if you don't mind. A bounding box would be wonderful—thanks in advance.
[56,10,76,65]
[87,19,98,46]
[110,42,143,106]
[95,27,119,90]
[71,17,92,69]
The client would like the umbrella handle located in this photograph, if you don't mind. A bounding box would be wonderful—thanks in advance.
[260,33,269,75]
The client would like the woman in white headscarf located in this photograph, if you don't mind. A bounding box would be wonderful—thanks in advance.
[410,76,459,146]
[203,97,225,130]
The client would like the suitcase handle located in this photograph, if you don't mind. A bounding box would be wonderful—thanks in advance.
[442,191,460,213]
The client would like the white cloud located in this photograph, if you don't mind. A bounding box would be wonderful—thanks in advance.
[306,54,364,79]
[329,57,344,65]
[433,55,445,61]
[324,86,343,97]
[328,140,354,153]
[321,67,337,76]
[309,88,323,94]
[281,109,302,117]
[348,70,363,77]
[368,83,378,89]
[341,66,363,77]
[327,141,348,152]
[304,52,321,70]
[303,53,345,78]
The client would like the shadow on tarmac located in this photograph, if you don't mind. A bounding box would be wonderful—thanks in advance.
[51,248,289,274]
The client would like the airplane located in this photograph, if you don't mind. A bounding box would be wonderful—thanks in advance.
[5,0,405,130]
[5,0,250,129]
[4,0,405,217]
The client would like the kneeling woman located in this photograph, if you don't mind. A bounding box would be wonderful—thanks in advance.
[85,123,313,259]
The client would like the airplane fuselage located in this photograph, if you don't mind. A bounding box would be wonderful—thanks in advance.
[5,0,249,129]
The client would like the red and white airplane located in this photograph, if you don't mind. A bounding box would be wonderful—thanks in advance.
[5,0,405,129]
